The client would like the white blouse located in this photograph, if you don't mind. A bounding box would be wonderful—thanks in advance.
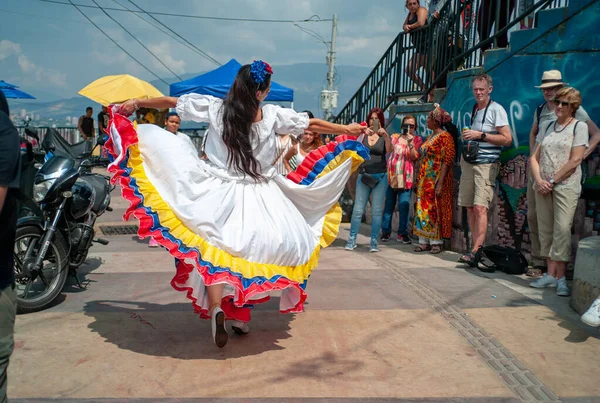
[176,93,309,176]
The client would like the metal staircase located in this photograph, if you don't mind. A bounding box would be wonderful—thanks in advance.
[333,0,569,124]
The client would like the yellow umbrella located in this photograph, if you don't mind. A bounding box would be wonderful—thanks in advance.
[78,74,164,106]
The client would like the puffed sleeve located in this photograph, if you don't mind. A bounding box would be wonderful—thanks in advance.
[175,94,220,123]
[272,106,310,137]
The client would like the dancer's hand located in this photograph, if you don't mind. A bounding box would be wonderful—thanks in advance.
[118,99,139,116]
[346,123,367,136]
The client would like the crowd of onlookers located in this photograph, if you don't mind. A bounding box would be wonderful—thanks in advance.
[337,71,599,327]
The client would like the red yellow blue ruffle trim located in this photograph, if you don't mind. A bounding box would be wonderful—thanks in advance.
[105,109,368,320]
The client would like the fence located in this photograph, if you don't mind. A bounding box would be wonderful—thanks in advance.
[17,126,207,153]
[334,0,569,124]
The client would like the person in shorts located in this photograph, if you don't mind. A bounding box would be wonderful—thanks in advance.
[458,74,513,265]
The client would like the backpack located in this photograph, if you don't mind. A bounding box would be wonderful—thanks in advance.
[534,102,546,135]
[473,245,528,275]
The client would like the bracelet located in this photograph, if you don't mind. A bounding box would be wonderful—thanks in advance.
[132,98,140,111]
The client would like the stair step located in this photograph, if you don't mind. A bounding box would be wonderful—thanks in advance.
[535,7,569,32]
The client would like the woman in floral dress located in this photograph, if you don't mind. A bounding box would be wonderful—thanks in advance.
[414,104,457,254]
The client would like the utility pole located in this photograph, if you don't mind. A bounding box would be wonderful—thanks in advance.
[321,14,338,121]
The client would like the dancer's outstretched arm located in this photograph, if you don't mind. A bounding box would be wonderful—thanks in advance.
[119,97,178,114]
[308,119,365,137]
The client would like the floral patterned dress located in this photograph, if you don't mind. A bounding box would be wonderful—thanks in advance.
[414,131,456,240]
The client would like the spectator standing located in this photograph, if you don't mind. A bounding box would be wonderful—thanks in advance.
[0,91,20,403]
[283,111,321,174]
[97,105,109,137]
[529,87,589,297]
[381,115,422,244]
[477,0,516,52]
[526,70,600,277]
[414,104,457,254]
[345,108,392,253]
[458,74,513,265]
[404,0,431,91]
[78,106,95,142]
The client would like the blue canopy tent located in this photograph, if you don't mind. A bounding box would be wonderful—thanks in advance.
[0,80,36,99]
[169,59,293,103]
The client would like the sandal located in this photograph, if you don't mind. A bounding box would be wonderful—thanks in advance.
[414,244,432,252]
[526,267,545,277]
[458,251,476,266]
[430,245,442,254]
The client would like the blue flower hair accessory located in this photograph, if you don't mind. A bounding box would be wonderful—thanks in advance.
[250,60,273,85]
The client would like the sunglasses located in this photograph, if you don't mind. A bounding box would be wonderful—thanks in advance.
[402,124,416,129]
[553,99,571,107]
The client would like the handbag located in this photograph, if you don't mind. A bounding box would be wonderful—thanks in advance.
[360,171,380,188]
[462,140,480,163]
[473,245,528,275]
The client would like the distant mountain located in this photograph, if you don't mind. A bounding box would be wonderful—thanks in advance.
[14,63,373,125]
[150,63,373,118]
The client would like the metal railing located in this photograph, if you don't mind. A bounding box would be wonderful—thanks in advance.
[17,126,207,153]
[334,0,569,124]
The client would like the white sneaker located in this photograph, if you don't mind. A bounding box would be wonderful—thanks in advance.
[529,273,557,289]
[581,299,600,327]
[556,277,570,297]
[231,320,250,335]
[211,307,228,348]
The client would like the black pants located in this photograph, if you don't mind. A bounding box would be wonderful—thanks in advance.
[477,0,516,52]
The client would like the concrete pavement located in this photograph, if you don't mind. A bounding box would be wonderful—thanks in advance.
[8,192,600,402]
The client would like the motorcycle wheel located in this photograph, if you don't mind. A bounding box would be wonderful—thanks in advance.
[13,226,69,314]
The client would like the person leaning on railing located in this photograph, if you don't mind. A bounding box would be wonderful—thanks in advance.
[529,87,589,297]
[403,0,430,91]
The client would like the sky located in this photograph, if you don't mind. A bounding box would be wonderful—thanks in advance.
[0,0,409,100]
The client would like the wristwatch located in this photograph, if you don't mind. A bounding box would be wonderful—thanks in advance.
[480,132,487,141]
[549,178,555,185]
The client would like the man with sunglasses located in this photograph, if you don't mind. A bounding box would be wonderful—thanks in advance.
[525,70,600,277]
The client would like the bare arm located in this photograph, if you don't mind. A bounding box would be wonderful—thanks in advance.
[553,145,586,184]
[0,186,7,216]
[380,129,392,153]
[282,147,297,173]
[584,120,600,159]
[77,116,85,137]
[120,97,178,114]
[530,143,552,195]
[409,7,428,29]
[307,118,364,137]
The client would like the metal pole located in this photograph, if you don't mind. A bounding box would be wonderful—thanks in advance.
[324,14,337,121]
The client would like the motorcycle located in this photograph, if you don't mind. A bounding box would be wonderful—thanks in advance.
[13,144,112,313]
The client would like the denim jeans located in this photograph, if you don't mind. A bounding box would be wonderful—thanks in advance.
[382,186,412,236]
[349,173,388,239]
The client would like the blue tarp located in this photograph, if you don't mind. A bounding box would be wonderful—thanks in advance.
[0,80,36,99]
[169,59,293,101]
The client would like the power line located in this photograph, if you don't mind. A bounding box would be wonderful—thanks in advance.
[127,0,221,66]
[35,0,332,23]
[66,0,169,85]
[109,0,203,60]
[90,0,183,80]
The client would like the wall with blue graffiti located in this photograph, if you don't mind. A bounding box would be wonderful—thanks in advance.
[388,0,600,256]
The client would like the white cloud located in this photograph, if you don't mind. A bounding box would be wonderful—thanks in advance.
[0,40,67,87]
[148,41,186,75]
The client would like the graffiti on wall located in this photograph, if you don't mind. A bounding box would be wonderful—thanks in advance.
[388,50,600,256]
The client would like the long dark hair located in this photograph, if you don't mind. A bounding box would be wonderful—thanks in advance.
[442,121,460,160]
[221,64,271,181]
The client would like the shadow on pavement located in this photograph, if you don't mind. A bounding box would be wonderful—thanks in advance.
[83,299,294,359]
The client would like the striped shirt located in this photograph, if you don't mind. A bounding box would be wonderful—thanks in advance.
[470,101,509,164]
[274,135,294,175]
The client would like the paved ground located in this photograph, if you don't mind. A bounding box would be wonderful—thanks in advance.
[8,189,600,402]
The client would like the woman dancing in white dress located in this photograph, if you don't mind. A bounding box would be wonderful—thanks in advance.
[110,61,369,348]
